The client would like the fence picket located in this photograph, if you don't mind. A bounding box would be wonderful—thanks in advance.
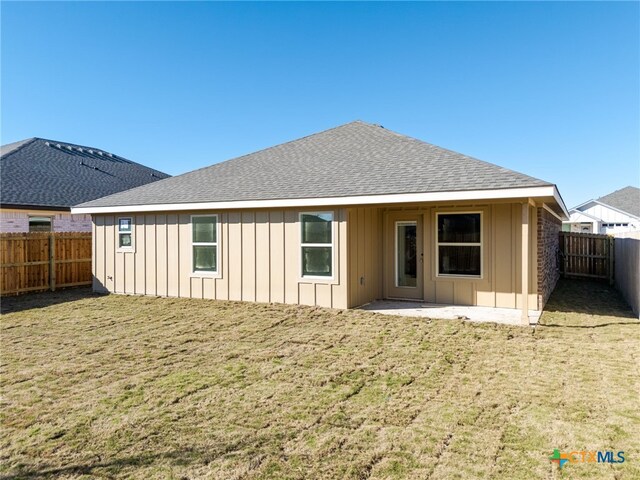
[1,232,92,296]
[560,232,613,281]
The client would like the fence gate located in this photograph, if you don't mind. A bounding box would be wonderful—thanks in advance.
[559,232,614,283]
[0,232,92,296]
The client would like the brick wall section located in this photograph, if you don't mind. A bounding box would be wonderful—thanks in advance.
[0,212,92,233]
[0,212,29,232]
[537,207,562,310]
[51,213,92,232]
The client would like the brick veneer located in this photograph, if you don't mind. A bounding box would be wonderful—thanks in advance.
[0,211,92,233]
[537,207,561,310]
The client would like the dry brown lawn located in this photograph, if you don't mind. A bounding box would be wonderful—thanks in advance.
[1,280,639,479]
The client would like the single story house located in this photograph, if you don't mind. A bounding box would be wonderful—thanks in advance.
[563,186,640,235]
[0,137,169,233]
[73,121,569,324]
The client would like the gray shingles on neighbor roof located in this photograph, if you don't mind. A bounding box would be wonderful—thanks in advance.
[77,121,552,208]
[597,186,640,218]
[1,138,170,209]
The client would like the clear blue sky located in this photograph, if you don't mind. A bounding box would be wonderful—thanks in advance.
[2,1,638,208]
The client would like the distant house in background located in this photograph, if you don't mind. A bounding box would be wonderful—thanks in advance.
[0,138,169,233]
[563,186,640,235]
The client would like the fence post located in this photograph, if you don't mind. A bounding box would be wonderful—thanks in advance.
[609,236,615,286]
[563,232,568,278]
[49,233,56,291]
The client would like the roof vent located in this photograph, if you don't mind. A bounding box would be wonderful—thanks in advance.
[97,151,103,156]
[66,145,73,151]
[77,147,83,152]
[45,141,50,146]
[56,144,61,148]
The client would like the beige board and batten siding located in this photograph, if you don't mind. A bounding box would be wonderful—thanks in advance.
[92,209,349,309]
[346,201,538,309]
[347,207,384,308]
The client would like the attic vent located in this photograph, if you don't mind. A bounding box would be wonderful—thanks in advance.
[45,142,50,146]
[77,147,83,152]
[56,144,61,148]
[88,149,93,154]
[97,151,103,156]
[106,152,112,157]
[66,146,73,151]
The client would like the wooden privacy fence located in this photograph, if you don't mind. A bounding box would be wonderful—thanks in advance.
[0,232,92,296]
[560,231,614,283]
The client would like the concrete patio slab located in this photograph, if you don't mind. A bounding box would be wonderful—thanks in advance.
[359,300,542,326]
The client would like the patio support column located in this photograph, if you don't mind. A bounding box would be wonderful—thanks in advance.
[521,201,530,325]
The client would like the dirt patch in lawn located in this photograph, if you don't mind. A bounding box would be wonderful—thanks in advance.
[1,280,638,479]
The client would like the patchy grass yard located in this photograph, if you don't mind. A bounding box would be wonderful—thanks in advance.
[1,280,638,479]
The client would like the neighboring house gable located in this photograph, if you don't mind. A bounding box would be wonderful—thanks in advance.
[563,186,640,235]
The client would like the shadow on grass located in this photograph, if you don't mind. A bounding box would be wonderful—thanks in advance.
[539,278,638,327]
[0,287,103,315]
[0,449,217,479]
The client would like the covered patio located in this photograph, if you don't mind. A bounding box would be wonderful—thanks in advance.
[359,300,542,326]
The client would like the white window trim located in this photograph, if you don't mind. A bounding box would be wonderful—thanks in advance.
[435,211,483,279]
[299,211,335,281]
[394,220,419,289]
[117,217,134,252]
[190,214,220,278]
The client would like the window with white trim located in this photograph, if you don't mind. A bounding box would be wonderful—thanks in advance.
[300,212,333,278]
[118,217,133,249]
[192,215,218,273]
[437,213,481,277]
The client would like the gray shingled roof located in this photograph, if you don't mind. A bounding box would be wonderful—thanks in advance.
[77,121,552,208]
[597,186,640,218]
[1,138,170,209]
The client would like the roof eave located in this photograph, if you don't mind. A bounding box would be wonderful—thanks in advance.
[72,185,568,217]
[0,203,71,211]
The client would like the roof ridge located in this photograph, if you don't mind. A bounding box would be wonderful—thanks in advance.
[598,185,640,201]
[26,137,169,177]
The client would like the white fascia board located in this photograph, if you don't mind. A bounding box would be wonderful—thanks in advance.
[571,198,597,211]
[551,185,570,220]
[71,185,560,215]
[564,209,601,223]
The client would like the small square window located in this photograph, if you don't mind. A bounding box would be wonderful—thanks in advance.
[118,217,134,249]
[118,218,132,232]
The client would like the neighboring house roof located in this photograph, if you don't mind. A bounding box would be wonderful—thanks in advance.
[596,186,640,218]
[76,121,558,212]
[1,137,170,209]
